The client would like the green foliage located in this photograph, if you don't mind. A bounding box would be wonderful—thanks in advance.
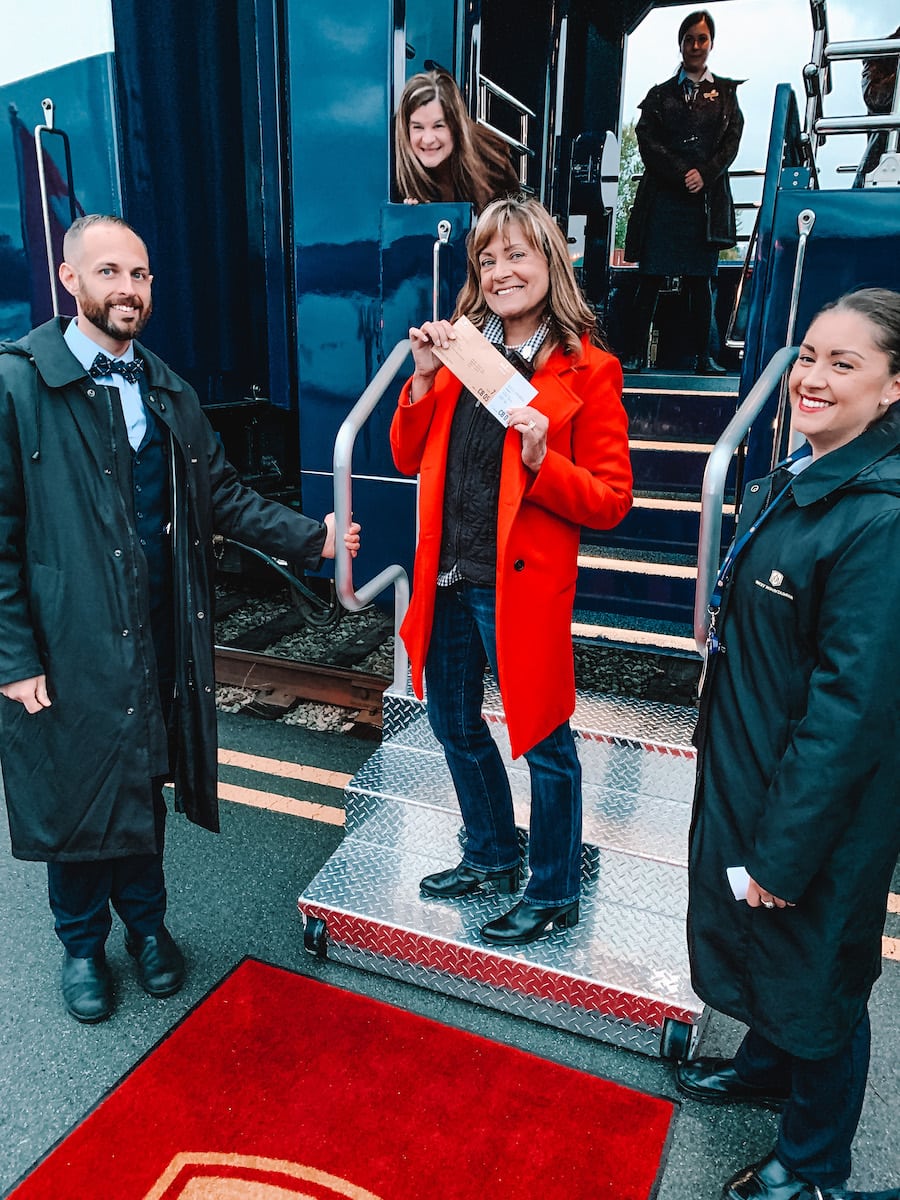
[614,121,641,251]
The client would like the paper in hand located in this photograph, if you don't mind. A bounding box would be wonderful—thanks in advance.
[430,316,537,426]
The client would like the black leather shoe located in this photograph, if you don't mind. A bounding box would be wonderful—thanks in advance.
[125,925,185,997]
[480,899,579,945]
[723,1151,900,1200]
[420,862,520,899]
[676,1057,790,1109]
[620,355,645,373]
[696,355,728,375]
[61,952,112,1023]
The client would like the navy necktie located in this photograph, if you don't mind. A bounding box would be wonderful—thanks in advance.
[89,352,144,385]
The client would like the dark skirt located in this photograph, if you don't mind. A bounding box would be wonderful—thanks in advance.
[640,187,719,277]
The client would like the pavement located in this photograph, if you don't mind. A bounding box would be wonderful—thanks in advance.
[1,707,897,1197]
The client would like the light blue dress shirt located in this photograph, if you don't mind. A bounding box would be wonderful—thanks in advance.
[64,319,148,451]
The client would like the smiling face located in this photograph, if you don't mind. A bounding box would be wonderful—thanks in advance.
[477,221,550,345]
[789,308,900,458]
[59,221,153,353]
[680,19,713,75]
[408,99,455,173]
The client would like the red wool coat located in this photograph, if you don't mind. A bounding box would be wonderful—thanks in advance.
[390,338,632,758]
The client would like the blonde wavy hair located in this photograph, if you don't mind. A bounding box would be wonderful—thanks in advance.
[395,71,514,212]
[453,195,606,366]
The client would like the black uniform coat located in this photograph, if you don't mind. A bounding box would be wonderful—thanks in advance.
[688,406,900,1058]
[624,74,743,269]
[0,318,326,862]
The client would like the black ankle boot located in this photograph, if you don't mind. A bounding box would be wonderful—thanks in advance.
[480,899,579,945]
[695,355,727,376]
[420,862,520,899]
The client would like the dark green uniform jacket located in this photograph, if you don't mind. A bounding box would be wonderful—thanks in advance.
[689,406,900,1058]
[0,318,326,862]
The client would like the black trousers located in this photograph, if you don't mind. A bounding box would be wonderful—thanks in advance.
[46,783,168,958]
[734,1014,871,1188]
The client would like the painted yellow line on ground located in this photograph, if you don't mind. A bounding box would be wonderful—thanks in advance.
[887,893,900,915]
[218,781,345,826]
[883,937,900,963]
[218,747,352,790]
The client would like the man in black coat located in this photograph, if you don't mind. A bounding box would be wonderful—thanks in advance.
[0,214,360,1023]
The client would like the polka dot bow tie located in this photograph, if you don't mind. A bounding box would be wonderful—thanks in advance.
[89,352,144,385]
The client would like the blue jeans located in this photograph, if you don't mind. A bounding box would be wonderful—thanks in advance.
[735,1015,871,1188]
[424,583,582,906]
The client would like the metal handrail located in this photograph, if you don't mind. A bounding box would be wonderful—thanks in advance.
[694,346,799,653]
[770,209,815,468]
[333,339,413,694]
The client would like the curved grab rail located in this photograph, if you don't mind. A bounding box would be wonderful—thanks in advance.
[694,346,799,654]
[333,339,413,694]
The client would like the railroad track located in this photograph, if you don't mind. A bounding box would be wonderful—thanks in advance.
[213,585,393,729]
[214,646,389,728]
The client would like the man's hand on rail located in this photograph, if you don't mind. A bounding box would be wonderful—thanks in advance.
[321,512,361,559]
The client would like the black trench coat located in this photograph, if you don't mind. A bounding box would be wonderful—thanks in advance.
[689,407,900,1058]
[624,74,743,268]
[0,318,326,862]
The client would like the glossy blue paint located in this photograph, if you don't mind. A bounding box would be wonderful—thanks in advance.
[0,55,120,341]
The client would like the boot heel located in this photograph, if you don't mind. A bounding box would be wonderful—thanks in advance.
[554,903,579,930]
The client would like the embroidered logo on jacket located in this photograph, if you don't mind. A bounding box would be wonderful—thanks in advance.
[754,568,794,600]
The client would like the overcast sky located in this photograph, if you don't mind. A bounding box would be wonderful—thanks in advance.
[623,0,899,191]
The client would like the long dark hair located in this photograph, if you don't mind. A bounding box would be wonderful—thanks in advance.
[395,71,513,212]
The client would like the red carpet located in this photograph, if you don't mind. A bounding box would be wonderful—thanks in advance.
[10,959,674,1199]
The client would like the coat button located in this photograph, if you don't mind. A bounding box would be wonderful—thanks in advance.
[122,628,129,636]
[86,388,96,397]
[114,549,122,557]
[126,707,134,715]
[197,611,205,620]
[514,559,525,571]
[104,467,112,475]
[750,484,760,492]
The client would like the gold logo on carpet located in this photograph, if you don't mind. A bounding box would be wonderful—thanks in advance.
[143,1153,385,1199]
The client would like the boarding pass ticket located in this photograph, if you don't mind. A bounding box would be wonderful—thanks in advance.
[430,316,538,426]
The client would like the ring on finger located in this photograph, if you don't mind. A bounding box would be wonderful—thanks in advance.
[762,900,775,909]
[527,419,536,430]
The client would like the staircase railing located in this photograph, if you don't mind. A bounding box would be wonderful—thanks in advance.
[694,347,799,653]
[333,340,413,694]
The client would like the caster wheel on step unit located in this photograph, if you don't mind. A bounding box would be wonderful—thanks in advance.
[304,915,328,959]
[660,1017,694,1061]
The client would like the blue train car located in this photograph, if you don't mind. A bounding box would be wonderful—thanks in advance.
[2,0,898,652]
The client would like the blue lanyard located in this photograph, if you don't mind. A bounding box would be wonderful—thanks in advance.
[705,465,803,659]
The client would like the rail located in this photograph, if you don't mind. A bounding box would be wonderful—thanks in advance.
[33,98,78,317]
[333,339,413,695]
[476,74,536,182]
[694,346,799,653]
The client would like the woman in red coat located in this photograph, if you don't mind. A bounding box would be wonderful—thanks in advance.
[390,195,632,945]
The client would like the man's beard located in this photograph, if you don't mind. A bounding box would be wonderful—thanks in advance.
[79,293,152,341]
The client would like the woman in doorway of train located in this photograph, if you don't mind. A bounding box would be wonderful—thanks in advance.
[390,195,632,945]
[395,70,520,213]
[622,8,743,375]
[680,289,900,1200]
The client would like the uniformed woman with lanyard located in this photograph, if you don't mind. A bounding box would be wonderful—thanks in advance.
[680,289,900,1200]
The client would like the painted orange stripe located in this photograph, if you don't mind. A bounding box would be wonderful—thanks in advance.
[218,747,352,790]
[887,893,900,915]
[883,937,900,963]
[218,781,345,826]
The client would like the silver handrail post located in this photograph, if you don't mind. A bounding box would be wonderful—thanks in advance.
[432,219,451,322]
[333,339,413,695]
[34,98,59,317]
[694,347,800,653]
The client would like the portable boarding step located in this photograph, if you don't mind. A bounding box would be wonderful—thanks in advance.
[298,685,708,1059]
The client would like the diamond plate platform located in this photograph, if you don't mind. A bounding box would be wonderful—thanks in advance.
[298,686,706,1057]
